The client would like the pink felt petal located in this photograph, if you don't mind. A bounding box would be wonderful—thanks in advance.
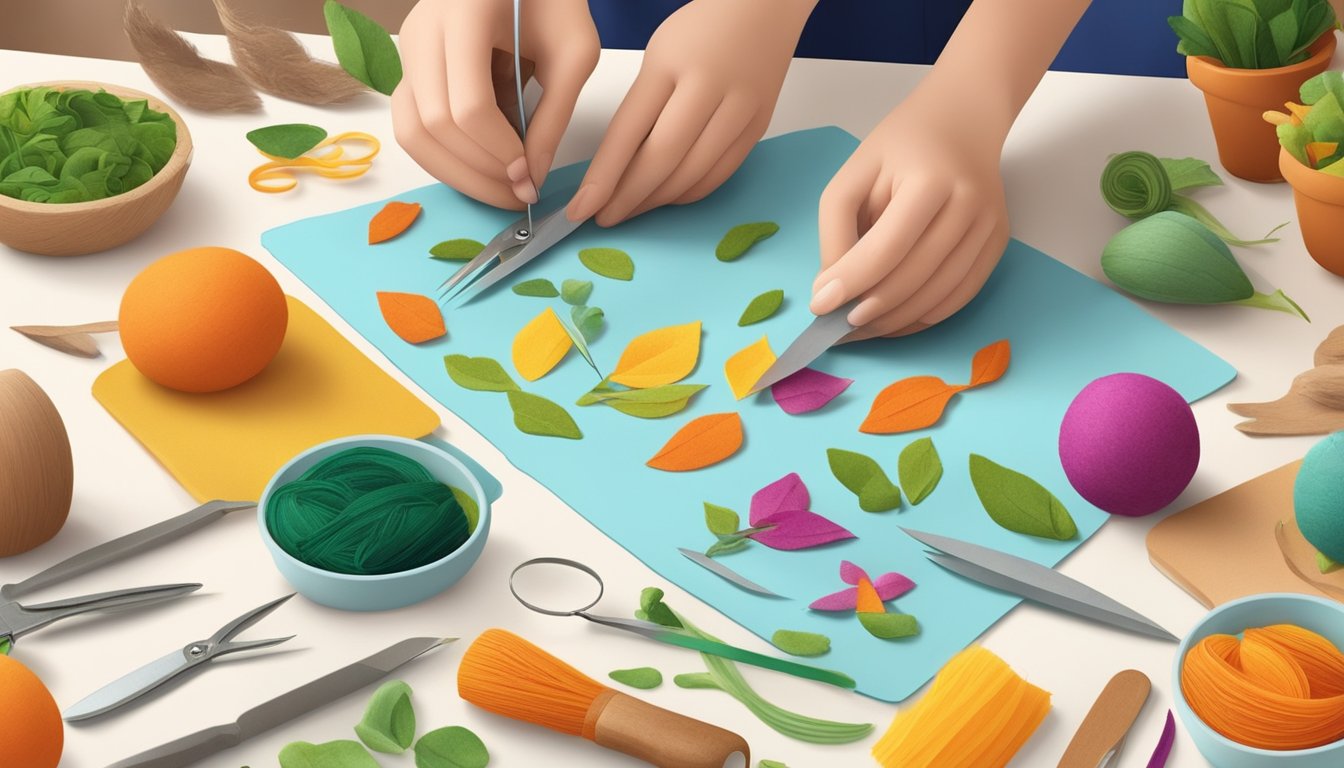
[749,472,810,526]
[839,560,868,586]
[770,367,854,415]
[808,587,859,611]
[748,509,855,550]
[874,572,916,601]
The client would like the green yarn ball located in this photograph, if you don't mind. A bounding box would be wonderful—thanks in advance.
[1294,432,1344,563]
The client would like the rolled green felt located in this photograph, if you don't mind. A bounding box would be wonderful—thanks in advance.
[652,629,855,689]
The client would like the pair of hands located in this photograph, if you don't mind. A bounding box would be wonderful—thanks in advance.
[393,0,1008,339]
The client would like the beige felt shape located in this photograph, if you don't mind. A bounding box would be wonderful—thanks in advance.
[1230,366,1344,435]
[93,296,440,502]
[11,321,119,358]
[1147,461,1344,607]
[1055,670,1151,768]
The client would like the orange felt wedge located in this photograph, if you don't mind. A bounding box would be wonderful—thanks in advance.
[368,201,421,244]
[724,336,775,399]
[860,377,965,434]
[376,292,446,344]
[647,412,743,472]
[512,307,573,382]
[1307,142,1340,168]
[855,577,885,614]
[609,321,702,389]
[968,339,1011,387]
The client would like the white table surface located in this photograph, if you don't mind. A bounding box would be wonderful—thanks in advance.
[3,31,1343,768]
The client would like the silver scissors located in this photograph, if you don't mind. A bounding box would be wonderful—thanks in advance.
[902,528,1178,642]
[438,0,584,306]
[64,593,296,721]
[0,499,255,653]
[748,300,860,394]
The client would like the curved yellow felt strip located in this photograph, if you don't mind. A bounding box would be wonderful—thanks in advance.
[512,307,573,382]
[248,132,381,193]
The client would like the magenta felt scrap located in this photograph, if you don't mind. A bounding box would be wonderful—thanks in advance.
[771,367,854,415]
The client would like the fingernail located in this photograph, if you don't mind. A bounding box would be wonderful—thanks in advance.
[811,279,845,315]
[506,156,530,183]
[567,184,598,221]
[847,297,880,327]
[513,179,539,205]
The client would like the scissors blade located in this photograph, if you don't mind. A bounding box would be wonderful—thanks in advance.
[902,528,1178,642]
[437,212,532,301]
[747,301,859,395]
[64,648,192,721]
[677,548,781,597]
[454,205,584,305]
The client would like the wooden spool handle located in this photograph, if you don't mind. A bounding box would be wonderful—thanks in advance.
[590,691,750,768]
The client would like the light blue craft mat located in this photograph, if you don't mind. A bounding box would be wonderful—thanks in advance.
[263,127,1236,702]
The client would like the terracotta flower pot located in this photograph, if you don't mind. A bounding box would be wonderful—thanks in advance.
[1186,33,1336,183]
[1280,147,1344,277]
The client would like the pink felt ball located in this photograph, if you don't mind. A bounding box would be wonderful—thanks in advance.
[1058,373,1199,517]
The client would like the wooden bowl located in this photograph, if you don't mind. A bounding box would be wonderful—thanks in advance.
[0,81,193,256]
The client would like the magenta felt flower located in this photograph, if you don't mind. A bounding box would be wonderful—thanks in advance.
[810,560,920,639]
[701,472,856,556]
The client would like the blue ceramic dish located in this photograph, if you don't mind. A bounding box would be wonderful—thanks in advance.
[258,435,490,611]
[1173,593,1344,768]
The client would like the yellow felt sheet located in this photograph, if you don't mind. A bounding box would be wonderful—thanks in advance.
[92,296,440,502]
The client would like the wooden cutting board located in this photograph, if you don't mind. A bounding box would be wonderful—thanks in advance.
[1147,460,1344,607]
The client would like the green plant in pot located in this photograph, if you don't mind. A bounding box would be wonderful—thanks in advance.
[1169,0,1338,182]
[1266,71,1344,275]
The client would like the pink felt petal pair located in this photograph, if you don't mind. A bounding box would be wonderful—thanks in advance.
[749,472,810,525]
[771,367,853,415]
[809,560,916,611]
[749,510,856,551]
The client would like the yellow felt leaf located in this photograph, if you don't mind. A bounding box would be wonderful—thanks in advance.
[609,321,702,389]
[1287,102,1312,122]
[511,307,573,382]
[724,336,775,399]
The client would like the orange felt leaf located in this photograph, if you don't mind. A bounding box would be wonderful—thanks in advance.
[725,336,776,399]
[646,412,744,472]
[968,339,1011,388]
[368,201,422,244]
[512,307,573,382]
[610,321,702,389]
[855,577,885,614]
[376,292,446,344]
[860,376,965,435]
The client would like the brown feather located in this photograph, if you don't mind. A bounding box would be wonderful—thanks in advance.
[122,0,262,113]
[213,0,367,106]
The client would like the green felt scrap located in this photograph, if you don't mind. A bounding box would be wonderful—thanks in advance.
[637,587,683,628]
[579,247,634,280]
[511,278,559,298]
[858,612,920,639]
[898,438,943,505]
[716,222,780,261]
[246,123,327,159]
[771,629,830,657]
[969,454,1077,541]
[450,486,479,533]
[571,305,605,341]
[280,740,379,768]
[827,448,901,512]
[608,667,664,689]
[706,536,749,557]
[429,239,485,261]
[506,390,582,439]
[0,638,9,655]
[759,761,790,768]
[1319,550,1342,574]
[444,355,519,392]
[738,289,784,326]
[355,680,416,754]
[414,726,490,768]
[561,278,594,306]
[324,0,403,94]
[704,502,741,536]
[577,382,705,418]
[674,672,716,689]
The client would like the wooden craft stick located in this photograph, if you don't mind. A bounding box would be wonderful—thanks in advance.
[1056,669,1151,768]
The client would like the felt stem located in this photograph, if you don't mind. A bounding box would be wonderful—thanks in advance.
[1231,290,1310,321]
[1170,195,1283,246]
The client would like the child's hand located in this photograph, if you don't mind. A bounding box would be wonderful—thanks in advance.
[810,94,1010,340]
[566,0,817,226]
[392,0,599,209]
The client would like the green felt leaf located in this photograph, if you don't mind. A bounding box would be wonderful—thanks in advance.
[450,485,480,533]
[857,612,920,639]
[674,672,719,689]
[512,278,559,298]
[430,239,485,261]
[579,247,634,280]
[246,123,327,159]
[704,502,741,536]
[969,454,1077,540]
[705,536,749,557]
[826,448,901,512]
[759,761,790,768]
[414,726,490,768]
[506,390,582,439]
[324,0,402,95]
[577,383,705,418]
[570,305,605,342]
[716,221,780,262]
[1169,0,1336,68]
[556,312,602,378]
[1301,71,1344,106]
[738,289,785,326]
[1278,121,1313,165]
[1160,157,1223,191]
[279,740,379,768]
[0,637,10,655]
[1319,550,1342,573]
[770,629,830,657]
[898,438,943,505]
[1305,92,1344,145]
[1102,212,1266,306]
[355,680,415,754]
[444,355,519,392]
[638,587,683,628]
[561,278,594,306]
[608,667,663,689]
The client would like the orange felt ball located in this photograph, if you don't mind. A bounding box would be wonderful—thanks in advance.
[119,247,288,393]
[0,655,63,768]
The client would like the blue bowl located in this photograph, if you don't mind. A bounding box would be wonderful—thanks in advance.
[1173,593,1344,768]
[258,435,490,611]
